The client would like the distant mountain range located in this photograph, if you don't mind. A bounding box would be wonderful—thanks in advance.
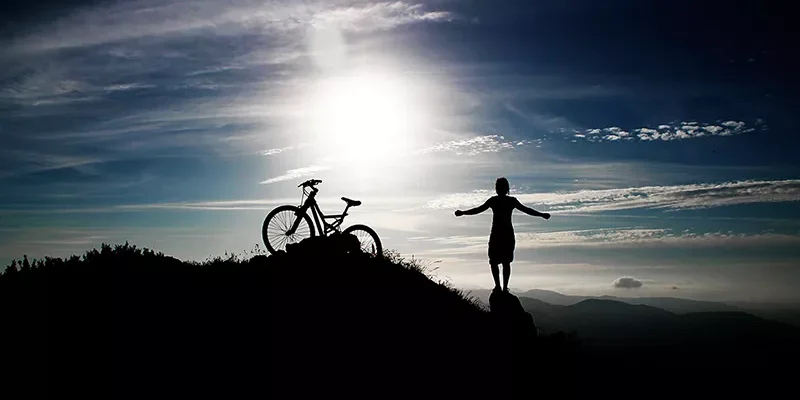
[462,288,800,327]
[461,288,800,371]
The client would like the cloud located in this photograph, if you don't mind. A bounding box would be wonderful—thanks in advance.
[262,146,293,156]
[613,276,643,289]
[416,135,531,156]
[573,120,760,142]
[425,179,800,213]
[415,229,800,252]
[103,83,155,92]
[0,0,463,178]
[9,0,454,52]
[0,150,106,178]
[515,229,800,249]
[311,2,454,32]
[1,194,406,213]
[260,165,331,184]
[0,71,99,106]
[721,120,745,130]
[116,199,293,211]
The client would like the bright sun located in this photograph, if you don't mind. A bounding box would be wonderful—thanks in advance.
[309,70,426,163]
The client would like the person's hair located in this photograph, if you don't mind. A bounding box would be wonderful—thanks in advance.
[495,177,510,195]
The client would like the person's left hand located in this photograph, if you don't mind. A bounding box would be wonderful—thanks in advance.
[543,212,551,220]
[455,210,464,217]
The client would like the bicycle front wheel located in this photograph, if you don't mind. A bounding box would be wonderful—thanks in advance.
[343,224,383,258]
[263,205,315,254]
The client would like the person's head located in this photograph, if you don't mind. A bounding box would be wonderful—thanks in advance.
[495,177,510,196]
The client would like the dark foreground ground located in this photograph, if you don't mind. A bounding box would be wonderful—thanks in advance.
[1,239,796,398]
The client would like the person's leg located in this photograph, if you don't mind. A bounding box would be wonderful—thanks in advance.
[502,262,511,291]
[491,263,501,290]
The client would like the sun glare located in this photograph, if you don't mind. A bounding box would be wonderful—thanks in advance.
[310,70,427,163]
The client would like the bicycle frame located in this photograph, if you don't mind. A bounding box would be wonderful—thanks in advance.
[289,186,352,236]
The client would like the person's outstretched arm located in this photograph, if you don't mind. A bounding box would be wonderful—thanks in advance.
[455,200,490,217]
[514,198,550,219]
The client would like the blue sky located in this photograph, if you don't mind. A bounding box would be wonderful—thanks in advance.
[2,0,799,302]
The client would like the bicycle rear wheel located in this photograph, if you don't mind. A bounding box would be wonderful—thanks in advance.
[262,205,315,254]
[343,224,383,258]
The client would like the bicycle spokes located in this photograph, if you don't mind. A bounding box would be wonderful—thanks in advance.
[343,224,383,257]
[264,206,313,252]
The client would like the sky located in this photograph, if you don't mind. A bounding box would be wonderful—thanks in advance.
[1,0,799,303]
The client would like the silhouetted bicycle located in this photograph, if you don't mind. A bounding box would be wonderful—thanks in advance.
[262,179,383,257]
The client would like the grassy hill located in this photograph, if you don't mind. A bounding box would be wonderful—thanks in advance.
[3,238,797,397]
[0,239,573,399]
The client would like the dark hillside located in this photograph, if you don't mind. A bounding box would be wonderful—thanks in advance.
[0,239,574,399]
[516,295,799,384]
[3,238,797,397]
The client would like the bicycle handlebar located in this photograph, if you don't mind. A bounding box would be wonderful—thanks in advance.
[298,179,322,188]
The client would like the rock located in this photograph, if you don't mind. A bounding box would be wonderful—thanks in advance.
[489,289,538,338]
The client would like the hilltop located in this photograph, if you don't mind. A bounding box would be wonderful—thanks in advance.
[2,238,797,398]
[0,239,571,399]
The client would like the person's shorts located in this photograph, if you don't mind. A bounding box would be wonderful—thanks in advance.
[488,233,515,264]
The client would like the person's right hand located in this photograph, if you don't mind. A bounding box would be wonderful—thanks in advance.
[543,212,551,220]
[455,210,464,217]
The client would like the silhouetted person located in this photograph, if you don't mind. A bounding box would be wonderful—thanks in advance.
[455,177,550,292]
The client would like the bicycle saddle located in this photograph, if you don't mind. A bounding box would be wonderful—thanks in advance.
[341,197,361,207]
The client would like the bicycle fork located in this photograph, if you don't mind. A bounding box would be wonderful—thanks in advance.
[286,206,308,236]
[287,186,317,236]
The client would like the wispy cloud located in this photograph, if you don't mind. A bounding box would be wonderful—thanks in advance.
[572,120,762,142]
[116,199,292,211]
[415,135,535,156]
[413,229,800,252]
[0,72,99,107]
[515,229,800,249]
[103,83,156,92]
[9,0,455,53]
[312,1,454,31]
[262,146,294,156]
[425,179,800,212]
[0,196,369,214]
[0,149,105,178]
[260,165,331,184]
